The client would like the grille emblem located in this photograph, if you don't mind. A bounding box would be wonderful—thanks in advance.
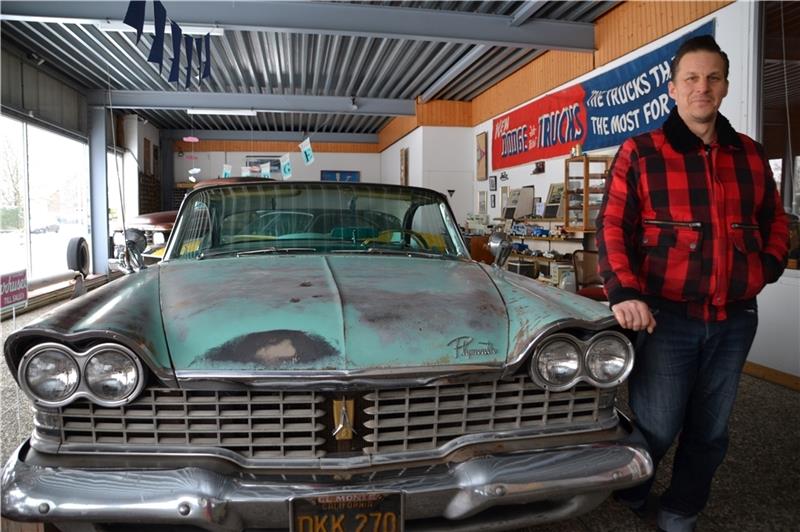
[332,398,355,440]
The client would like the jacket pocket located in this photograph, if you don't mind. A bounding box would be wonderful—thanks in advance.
[729,223,765,299]
[640,221,704,300]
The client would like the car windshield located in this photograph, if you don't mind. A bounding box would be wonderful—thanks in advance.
[165,182,468,260]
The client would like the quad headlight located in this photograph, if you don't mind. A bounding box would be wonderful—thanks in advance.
[535,338,581,389]
[85,348,139,401]
[586,334,631,384]
[18,342,143,407]
[23,346,80,402]
[530,331,633,390]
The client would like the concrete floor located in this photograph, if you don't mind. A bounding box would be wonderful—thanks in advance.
[2,301,799,532]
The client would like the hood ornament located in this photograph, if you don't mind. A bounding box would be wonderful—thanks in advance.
[332,398,356,440]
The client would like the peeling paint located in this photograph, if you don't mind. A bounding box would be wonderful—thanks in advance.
[196,330,338,367]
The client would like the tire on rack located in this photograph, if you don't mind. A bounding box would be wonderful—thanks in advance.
[67,236,91,277]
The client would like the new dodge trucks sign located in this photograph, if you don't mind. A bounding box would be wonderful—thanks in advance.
[491,21,714,170]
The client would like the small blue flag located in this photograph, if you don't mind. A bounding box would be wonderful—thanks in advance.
[122,1,146,44]
[147,0,167,73]
[202,33,212,79]
[195,34,203,83]
[184,35,194,89]
[168,22,182,83]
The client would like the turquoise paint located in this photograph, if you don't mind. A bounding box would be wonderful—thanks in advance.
[24,269,171,370]
[159,255,509,370]
[482,264,613,359]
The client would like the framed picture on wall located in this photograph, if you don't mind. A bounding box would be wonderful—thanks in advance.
[544,183,565,219]
[476,132,488,181]
[488,175,497,191]
[490,194,496,209]
[320,170,360,182]
[478,191,487,214]
[500,185,509,210]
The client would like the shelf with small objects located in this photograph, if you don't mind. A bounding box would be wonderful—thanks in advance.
[564,155,612,232]
[501,217,585,287]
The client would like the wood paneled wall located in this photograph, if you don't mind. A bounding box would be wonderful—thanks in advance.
[173,140,380,153]
[416,100,472,127]
[378,100,472,151]
[471,51,593,127]
[377,115,418,152]
[594,1,732,67]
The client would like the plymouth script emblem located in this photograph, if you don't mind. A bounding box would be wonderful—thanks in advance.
[448,336,498,359]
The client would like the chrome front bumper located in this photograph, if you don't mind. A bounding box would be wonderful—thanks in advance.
[2,440,652,532]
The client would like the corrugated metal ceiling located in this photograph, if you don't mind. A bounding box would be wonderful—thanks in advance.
[1,1,618,136]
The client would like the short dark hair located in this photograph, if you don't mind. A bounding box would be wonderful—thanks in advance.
[670,35,729,80]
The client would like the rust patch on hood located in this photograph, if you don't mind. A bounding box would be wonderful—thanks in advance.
[195,329,338,367]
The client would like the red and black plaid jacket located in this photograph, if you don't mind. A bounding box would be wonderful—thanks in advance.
[597,108,789,321]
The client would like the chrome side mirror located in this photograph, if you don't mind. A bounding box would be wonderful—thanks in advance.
[111,228,148,274]
[487,231,512,267]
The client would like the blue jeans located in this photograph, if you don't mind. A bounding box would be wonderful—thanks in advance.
[616,307,758,518]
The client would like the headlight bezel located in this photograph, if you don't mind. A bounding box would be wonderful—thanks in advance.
[530,335,582,391]
[530,331,634,390]
[17,342,145,407]
[19,344,80,405]
[584,332,635,386]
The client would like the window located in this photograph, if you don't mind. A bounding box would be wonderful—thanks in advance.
[0,119,91,281]
[0,115,27,275]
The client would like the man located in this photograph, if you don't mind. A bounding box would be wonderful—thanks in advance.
[596,35,788,532]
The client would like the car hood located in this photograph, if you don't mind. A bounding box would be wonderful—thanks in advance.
[159,255,511,371]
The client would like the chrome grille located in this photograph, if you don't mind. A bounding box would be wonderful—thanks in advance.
[362,377,612,453]
[50,377,615,460]
[59,389,326,458]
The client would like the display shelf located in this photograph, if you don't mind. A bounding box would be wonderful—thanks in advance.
[564,155,612,232]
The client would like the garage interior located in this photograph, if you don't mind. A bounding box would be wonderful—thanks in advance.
[1,1,798,531]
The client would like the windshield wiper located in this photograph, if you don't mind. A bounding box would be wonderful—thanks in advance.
[349,247,450,259]
[196,249,238,260]
[237,247,317,256]
[196,247,317,260]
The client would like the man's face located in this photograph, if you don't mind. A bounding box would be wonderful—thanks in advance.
[668,50,729,126]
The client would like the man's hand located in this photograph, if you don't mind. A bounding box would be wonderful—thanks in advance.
[611,300,657,333]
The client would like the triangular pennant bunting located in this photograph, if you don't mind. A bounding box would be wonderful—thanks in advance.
[147,0,167,72]
[184,35,194,89]
[168,21,182,83]
[202,33,212,79]
[122,1,146,44]
[195,35,204,83]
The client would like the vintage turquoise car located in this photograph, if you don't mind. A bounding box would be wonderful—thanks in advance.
[1,181,652,532]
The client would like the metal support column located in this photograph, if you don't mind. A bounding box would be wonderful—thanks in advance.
[160,131,174,211]
[89,106,109,274]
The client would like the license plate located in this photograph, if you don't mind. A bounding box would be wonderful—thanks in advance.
[291,492,403,532]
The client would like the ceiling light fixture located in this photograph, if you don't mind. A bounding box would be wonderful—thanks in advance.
[187,108,257,116]
[96,21,224,36]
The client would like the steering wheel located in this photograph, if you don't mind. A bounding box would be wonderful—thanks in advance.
[363,229,429,249]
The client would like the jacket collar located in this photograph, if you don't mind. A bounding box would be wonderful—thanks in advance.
[662,106,742,153]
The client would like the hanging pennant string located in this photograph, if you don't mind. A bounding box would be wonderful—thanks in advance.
[168,21,183,83]
[184,34,194,89]
[147,0,167,73]
[122,1,214,87]
[202,33,212,80]
[122,0,145,44]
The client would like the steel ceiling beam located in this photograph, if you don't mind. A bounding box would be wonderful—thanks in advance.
[419,45,490,103]
[164,130,378,143]
[510,1,547,27]
[1,1,596,51]
[88,90,416,116]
